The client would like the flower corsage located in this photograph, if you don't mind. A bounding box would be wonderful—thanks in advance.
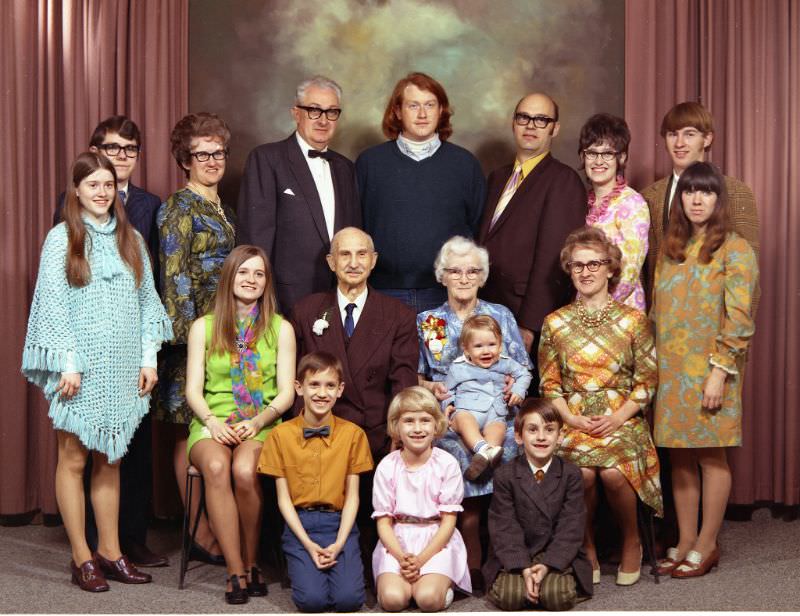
[421,314,448,361]
[313,309,331,336]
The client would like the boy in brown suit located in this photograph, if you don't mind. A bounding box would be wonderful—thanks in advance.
[483,399,592,610]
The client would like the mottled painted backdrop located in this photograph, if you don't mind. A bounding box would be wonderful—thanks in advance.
[189,0,624,205]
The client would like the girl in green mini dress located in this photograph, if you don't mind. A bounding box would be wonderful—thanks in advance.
[185,245,296,604]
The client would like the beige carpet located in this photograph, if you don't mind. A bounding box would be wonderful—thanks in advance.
[1,506,798,613]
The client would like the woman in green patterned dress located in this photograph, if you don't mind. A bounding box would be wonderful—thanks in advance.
[157,112,235,560]
[539,226,662,587]
[651,162,757,578]
[185,245,295,603]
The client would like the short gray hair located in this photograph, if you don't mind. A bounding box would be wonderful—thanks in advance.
[295,76,342,105]
[433,236,490,286]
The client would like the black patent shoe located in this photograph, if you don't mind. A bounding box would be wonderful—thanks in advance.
[189,541,226,566]
[225,574,249,605]
[247,565,268,597]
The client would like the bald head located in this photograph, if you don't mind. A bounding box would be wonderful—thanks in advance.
[515,92,559,121]
[327,227,377,294]
[512,92,561,161]
[330,227,375,255]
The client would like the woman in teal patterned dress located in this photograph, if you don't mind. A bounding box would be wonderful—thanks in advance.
[157,112,235,561]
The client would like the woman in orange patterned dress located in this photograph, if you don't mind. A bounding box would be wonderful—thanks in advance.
[539,226,662,587]
[651,162,757,578]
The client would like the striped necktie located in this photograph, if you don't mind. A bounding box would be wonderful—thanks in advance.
[490,165,523,228]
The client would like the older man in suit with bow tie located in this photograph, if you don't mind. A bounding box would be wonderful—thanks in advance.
[237,76,361,315]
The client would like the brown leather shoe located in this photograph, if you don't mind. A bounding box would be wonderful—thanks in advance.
[654,547,682,575]
[671,547,720,579]
[94,552,152,584]
[71,559,110,592]
[123,542,169,568]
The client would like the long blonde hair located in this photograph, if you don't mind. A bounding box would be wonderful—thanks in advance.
[209,245,277,354]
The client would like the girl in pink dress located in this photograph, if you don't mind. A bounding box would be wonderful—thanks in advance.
[373,386,471,611]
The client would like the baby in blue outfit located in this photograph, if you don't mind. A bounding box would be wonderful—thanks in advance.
[443,315,531,480]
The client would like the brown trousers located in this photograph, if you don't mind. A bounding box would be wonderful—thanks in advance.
[488,553,584,611]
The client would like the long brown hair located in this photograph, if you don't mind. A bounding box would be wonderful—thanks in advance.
[63,151,143,287]
[664,161,729,264]
[209,245,277,354]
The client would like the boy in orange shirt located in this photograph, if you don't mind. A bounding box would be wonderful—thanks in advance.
[259,351,373,612]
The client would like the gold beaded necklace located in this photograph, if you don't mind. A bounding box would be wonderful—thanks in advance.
[576,296,614,328]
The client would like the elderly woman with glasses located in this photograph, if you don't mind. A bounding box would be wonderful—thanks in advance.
[156,112,235,563]
[539,226,662,587]
[578,114,650,311]
[417,235,529,592]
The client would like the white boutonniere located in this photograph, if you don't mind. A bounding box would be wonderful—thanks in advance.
[313,310,331,336]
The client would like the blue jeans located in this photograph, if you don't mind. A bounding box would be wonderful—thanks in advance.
[379,287,447,315]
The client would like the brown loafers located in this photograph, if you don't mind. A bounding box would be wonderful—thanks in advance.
[71,559,110,592]
[94,552,152,584]
[654,547,682,575]
[672,547,720,579]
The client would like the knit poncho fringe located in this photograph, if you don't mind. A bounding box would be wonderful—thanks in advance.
[21,220,172,462]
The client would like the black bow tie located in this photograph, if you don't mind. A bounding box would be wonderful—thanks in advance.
[303,425,331,439]
[308,149,333,161]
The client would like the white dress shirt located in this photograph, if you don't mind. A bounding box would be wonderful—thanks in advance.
[667,170,681,215]
[296,132,335,240]
[528,457,553,477]
[336,286,368,330]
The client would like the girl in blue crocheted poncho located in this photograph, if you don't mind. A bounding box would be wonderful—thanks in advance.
[21,152,172,590]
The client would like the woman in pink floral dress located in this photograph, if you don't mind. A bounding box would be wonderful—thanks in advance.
[578,114,650,311]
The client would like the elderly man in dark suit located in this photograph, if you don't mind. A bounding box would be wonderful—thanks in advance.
[237,75,361,315]
[291,227,418,584]
[478,93,586,381]
[290,227,418,459]
[53,115,165,568]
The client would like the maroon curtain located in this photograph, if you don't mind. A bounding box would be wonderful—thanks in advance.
[0,0,188,517]
[626,0,800,505]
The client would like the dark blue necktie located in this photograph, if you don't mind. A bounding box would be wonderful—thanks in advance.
[119,189,127,205]
[303,425,331,439]
[344,303,356,338]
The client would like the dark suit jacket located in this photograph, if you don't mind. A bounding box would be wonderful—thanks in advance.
[478,154,586,333]
[237,134,361,315]
[483,455,592,598]
[54,183,161,282]
[290,287,418,457]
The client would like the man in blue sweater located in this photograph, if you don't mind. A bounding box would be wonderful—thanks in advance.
[356,72,486,314]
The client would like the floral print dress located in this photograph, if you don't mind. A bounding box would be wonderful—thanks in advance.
[417,299,529,498]
[586,179,650,311]
[652,232,757,448]
[156,187,235,424]
[539,301,663,516]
